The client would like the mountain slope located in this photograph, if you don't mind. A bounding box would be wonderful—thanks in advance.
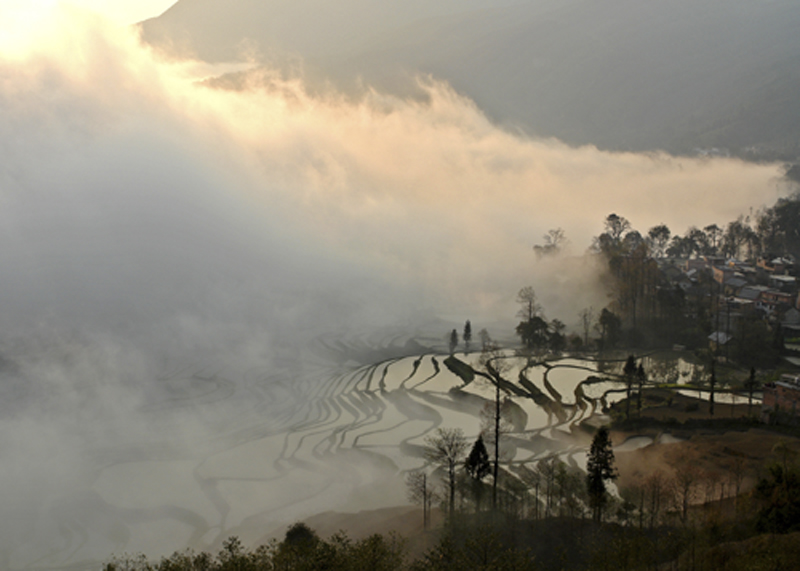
[140,0,800,158]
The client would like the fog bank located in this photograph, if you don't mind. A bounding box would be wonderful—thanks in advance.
[0,7,788,567]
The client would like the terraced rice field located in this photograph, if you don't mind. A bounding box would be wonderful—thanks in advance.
[17,334,630,570]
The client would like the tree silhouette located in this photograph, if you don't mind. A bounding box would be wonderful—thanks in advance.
[407,470,437,529]
[424,428,468,520]
[448,329,458,356]
[579,307,595,348]
[464,435,491,512]
[587,426,618,523]
[597,308,621,350]
[709,360,716,416]
[463,320,472,354]
[623,355,636,420]
[745,367,759,416]
[636,363,646,414]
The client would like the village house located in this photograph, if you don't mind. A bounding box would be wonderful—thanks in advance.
[762,374,800,422]
[760,289,794,314]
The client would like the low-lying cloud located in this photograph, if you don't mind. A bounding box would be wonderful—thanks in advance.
[0,6,789,566]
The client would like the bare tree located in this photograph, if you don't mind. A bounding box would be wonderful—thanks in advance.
[516,465,541,519]
[744,367,759,417]
[671,466,701,525]
[703,471,722,504]
[537,457,558,518]
[708,360,716,416]
[406,470,438,529]
[516,286,542,322]
[478,328,491,352]
[644,471,669,529]
[605,213,631,242]
[424,428,468,520]
[479,343,513,510]
[534,228,568,257]
[729,456,746,512]
[579,307,595,348]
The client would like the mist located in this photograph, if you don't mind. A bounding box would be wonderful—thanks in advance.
[0,7,789,567]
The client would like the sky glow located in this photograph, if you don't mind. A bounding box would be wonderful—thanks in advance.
[2,0,175,26]
[0,3,793,567]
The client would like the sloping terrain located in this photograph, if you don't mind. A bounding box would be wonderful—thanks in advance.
[8,331,629,569]
[140,0,800,158]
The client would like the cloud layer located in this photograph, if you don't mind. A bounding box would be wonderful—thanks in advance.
[0,7,790,566]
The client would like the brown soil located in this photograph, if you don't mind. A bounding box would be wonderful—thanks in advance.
[259,392,800,556]
[610,390,800,494]
[613,428,800,492]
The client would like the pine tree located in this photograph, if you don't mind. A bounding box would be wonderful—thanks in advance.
[463,320,473,354]
[586,425,618,523]
[464,435,491,512]
[449,329,459,356]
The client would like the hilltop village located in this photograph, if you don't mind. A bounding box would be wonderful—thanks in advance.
[104,197,800,571]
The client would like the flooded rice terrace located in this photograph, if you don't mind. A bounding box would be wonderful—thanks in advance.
[8,332,718,570]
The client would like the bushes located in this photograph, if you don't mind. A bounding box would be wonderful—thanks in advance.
[103,530,406,571]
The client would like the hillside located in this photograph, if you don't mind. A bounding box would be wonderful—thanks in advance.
[140,0,800,159]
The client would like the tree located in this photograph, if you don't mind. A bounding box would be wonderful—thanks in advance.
[478,328,491,351]
[704,223,723,255]
[549,319,566,353]
[448,329,458,356]
[464,435,491,512]
[597,308,621,350]
[480,344,509,510]
[672,464,700,525]
[534,227,568,257]
[708,360,716,416]
[424,428,468,520]
[537,457,558,518]
[636,363,646,415]
[745,367,759,416]
[586,426,618,523]
[579,307,595,348]
[757,196,800,259]
[723,216,755,259]
[685,226,710,257]
[516,315,549,352]
[623,355,637,420]
[407,470,437,529]
[516,286,542,322]
[463,320,472,354]
[643,471,669,529]
[516,286,549,354]
[647,224,671,257]
[605,213,631,242]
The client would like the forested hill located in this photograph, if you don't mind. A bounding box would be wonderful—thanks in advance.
[140,0,800,160]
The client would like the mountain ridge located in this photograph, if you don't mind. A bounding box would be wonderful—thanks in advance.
[140,0,800,159]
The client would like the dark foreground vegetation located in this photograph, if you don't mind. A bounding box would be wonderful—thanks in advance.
[104,417,800,571]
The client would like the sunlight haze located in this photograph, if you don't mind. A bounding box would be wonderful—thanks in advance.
[0,1,797,568]
[2,0,175,26]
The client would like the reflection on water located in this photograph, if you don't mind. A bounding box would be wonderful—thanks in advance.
[13,342,729,569]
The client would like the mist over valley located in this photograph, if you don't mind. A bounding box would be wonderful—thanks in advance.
[0,1,797,568]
